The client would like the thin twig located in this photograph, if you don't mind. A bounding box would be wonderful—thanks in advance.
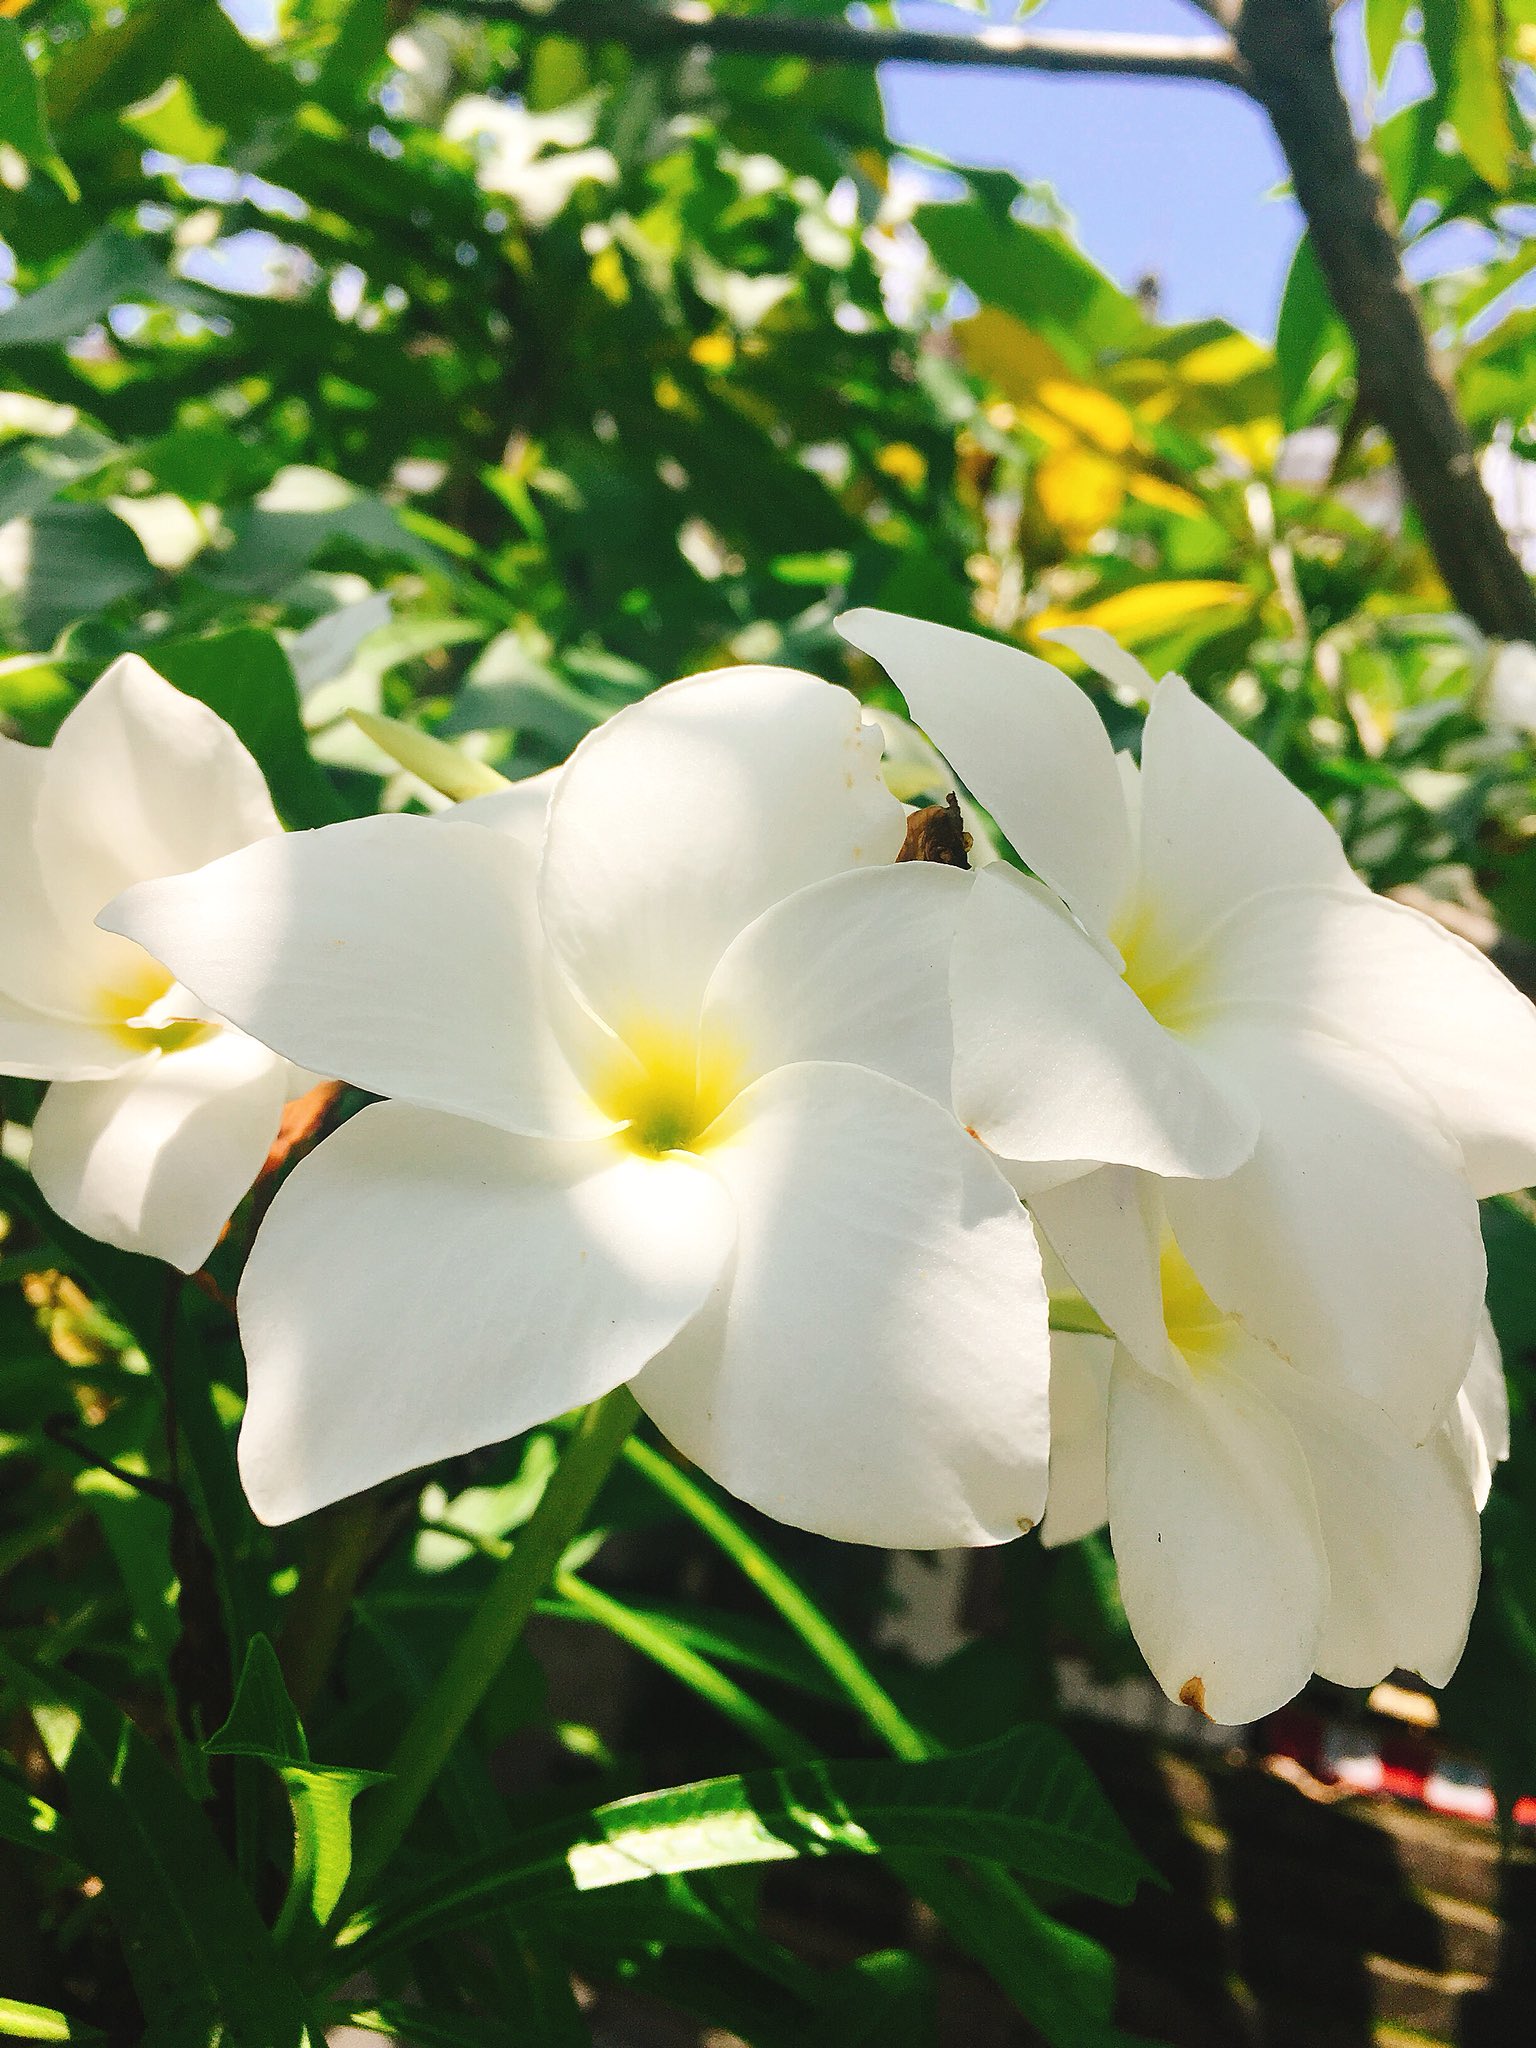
[471,0,1249,86]
[41,1414,180,1505]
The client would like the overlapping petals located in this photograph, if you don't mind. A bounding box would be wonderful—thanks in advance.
[1034,1170,1487,1722]
[109,666,1053,1542]
[237,1103,735,1524]
[841,607,1536,1457]
[0,656,294,1268]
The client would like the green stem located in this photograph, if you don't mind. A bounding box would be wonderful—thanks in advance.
[621,1436,929,1763]
[553,1569,816,1765]
[623,1439,1121,2046]
[1047,1293,1112,1339]
[279,1494,381,1717]
[349,1385,639,1899]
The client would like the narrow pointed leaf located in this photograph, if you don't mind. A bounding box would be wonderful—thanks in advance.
[0,1652,315,2047]
[343,1723,1150,1964]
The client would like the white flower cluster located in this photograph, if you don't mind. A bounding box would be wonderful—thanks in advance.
[5,614,1534,1724]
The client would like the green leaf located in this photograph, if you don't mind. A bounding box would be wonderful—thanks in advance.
[346,1723,1150,1964]
[0,1771,70,1860]
[0,424,120,527]
[916,189,1141,368]
[205,1634,309,1768]
[0,1651,316,2047]
[0,1999,104,2044]
[0,230,222,350]
[207,1637,388,1932]
[1422,0,1516,191]
[153,628,346,828]
[0,25,76,199]
[45,0,296,136]
[1274,232,1350,425]
[120,76,226,163]
[1364,0,1414,87]
[0,503,157,647]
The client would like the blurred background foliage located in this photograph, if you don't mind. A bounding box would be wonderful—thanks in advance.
[7,2,1536,2044]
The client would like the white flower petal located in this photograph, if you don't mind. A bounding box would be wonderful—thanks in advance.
[1165,1020,1485,1441]
[0,733,107,1019]
[1039,1331,1112,1548]
[951,864,1257,1178]
[700,863,968,1104]
[1107,1345,1328,1725]
[538,666,905,1042]
[237,1102,735,1523]
[1454,1312,1509,1509]
[632,1061,1051,1549]
[0,988,142,1081]
[837,607,1133,938]
[1190,883,1536,1196]
[101,814,608,1140]
[36,655,281,930]
[999,1157,1098,1198]
[1041,625,1158,706]
[1134,677,1352,970]
[1252,1352,1479,1690]
[449,767,560,850]
[29,1029,289,1271]
[1029,1167,1177,1380]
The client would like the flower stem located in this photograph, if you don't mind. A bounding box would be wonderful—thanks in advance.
[348,1384,639,1900]
[621,1439,1120,2045]
[621,1435,929,1763]
[552,1568,816,1764]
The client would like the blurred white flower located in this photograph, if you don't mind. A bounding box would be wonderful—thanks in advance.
[0,657,296,1269]
[1484,638,1536,733]
[444,94,617,228]
[1033,1170,1497,1724]
[840,609,1536,1444]
[106,667,1052,1542]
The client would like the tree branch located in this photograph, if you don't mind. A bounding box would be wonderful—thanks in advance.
[1235,0,1536,641]
[472,0,1248,86]
[480,0,1534,640]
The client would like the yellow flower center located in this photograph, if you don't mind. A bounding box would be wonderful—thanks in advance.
[1159,1236,1231,1368]
[1111,900,1208,1034]
[97,958,211,1056]
[591,1022,742,1158]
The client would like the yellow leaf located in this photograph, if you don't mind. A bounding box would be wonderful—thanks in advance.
[1017,403,1074,452]
[1031,579,1250,648]
[875,441,927,488]
[689,331,735,370]
[1036,378,1137,455]
[1215,420,1282,473]
[1034,445,1126,545]
[954,308,1072,401]
[1176,333,1269,386]
[590,243,629,305]
[1124,472,1205,519]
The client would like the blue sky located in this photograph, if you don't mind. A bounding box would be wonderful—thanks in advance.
[880,0,1388,337]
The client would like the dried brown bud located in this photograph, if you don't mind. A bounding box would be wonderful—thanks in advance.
[895,790,971,869]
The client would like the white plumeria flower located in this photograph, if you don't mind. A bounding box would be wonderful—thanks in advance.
[0,657,298,1271]
[443,93,618,228]
[103,666,1053,1543]
[1031,1168,1502,1724]
[839,609,1536,1443]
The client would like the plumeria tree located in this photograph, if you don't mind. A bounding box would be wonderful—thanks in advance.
[6,6,1536,2048]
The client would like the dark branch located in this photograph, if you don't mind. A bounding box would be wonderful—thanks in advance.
[1235,0,1536,641]
[470,0,1249,86]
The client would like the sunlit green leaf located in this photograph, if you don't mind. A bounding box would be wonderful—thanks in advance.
[0,1651,317,2046]
[346,1723,1150,1961]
